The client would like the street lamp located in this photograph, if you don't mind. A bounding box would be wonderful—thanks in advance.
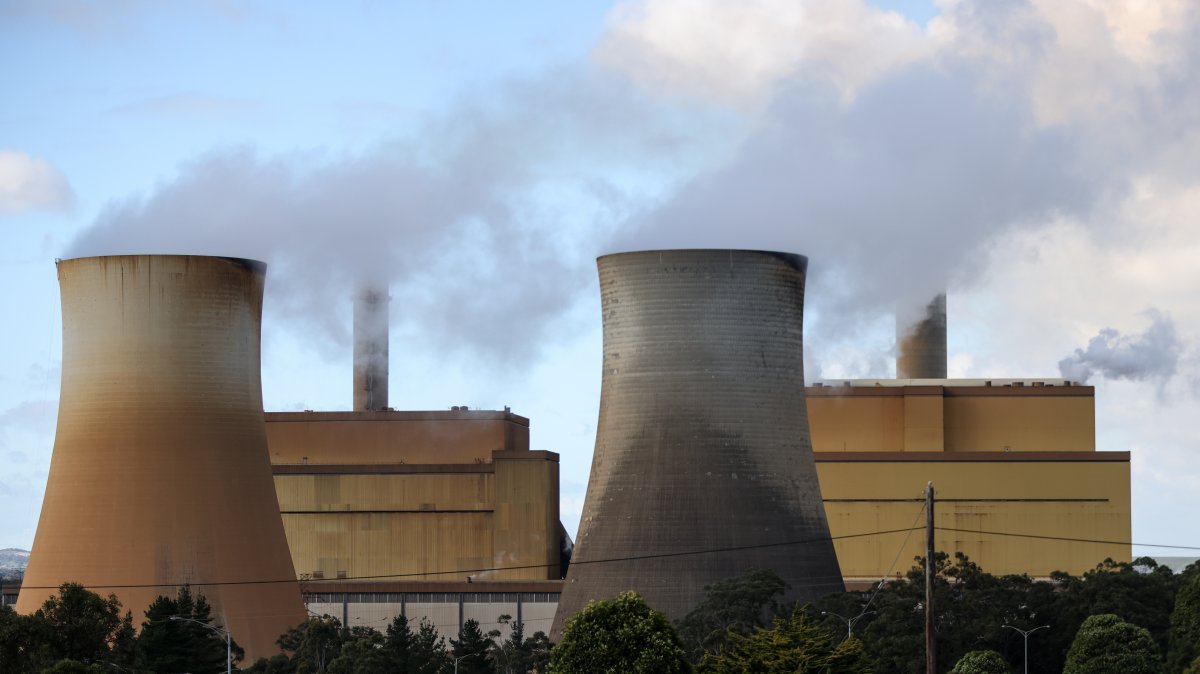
[453,652,479,674]
[1003,624,1049,674]
[822,610,877,640]
[170,616,231,674]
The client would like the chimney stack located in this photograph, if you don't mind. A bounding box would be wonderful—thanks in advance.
[897,294,947,379]
[353,285,389,411]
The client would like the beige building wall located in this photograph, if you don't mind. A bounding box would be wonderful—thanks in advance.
[807,381,1129,579]
[808,382,1095,453]
[268,411,560,587]
[266,410,530,465]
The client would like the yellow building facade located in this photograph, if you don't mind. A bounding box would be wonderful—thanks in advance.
[266,410,562,584]
[809,379,1131,582]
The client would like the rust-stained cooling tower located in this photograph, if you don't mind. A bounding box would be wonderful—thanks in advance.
[552,249,844,635]
[897,294,947,379]
[353,285,389,411]
[17,255,306,660]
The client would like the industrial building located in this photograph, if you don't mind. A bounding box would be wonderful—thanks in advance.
[266,409,565,636]
[811,378,1129,582]
[11,252,1131,647]
[265,286,567,639]
[812,294,1129,582]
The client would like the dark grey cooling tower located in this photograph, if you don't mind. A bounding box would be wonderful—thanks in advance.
[897,294,947,379]
[552,249,844,636]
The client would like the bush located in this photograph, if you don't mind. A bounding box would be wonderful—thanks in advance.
[548,591,689,673]
[1064,614,1163,674]
[951,650,1011,674]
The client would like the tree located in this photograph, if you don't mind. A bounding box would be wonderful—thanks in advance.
[548,591,690,674]
[450,619,492,674]
[408,618,448,674]
[1063,613,1164,674]
[35,582,135,668]
[327,629,390,674]
[696,609,872,674]
[485,613,552,674]
[676,568,789,661]
[0,604,43,673]
[1053,558,1181,657]
[290,616,346,674]
[136,585,241,673]
[950,650,1011,674]
[1169,572,1200,674]
[38,660,105,673]
[383,613,415,673]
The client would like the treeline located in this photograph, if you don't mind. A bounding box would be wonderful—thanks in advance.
[548,554,1200,673]
[0,583,234,673]
[245,612,550,674]
[0,583,550,674]
[3,554,1199,673]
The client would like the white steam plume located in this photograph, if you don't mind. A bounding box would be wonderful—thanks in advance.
[66,70,695,368]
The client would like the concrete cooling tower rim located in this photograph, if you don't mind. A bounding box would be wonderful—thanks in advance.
[598,248,808,273]
[58,253,267,274]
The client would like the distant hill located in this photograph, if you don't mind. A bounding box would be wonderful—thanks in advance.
[0,548,30,572]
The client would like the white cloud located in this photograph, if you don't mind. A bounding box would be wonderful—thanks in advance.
[0,150,75,215]
[594,0,931,106]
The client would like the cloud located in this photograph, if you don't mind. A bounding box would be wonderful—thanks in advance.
[0,150,75,216]
[593,0,1200,376]
[1058,311,1183,384]
[595,0,931,106]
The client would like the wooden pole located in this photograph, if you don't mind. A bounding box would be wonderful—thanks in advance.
[926,481,936,674]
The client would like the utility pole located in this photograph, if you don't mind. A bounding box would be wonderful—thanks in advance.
[925,481,935,674]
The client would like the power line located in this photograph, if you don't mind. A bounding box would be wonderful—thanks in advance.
[935,526,1200,551]
[12,526,922,591]
[862,499,926,614]
[14,524,1196,593]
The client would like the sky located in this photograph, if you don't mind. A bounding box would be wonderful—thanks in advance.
[1,0,1198,562]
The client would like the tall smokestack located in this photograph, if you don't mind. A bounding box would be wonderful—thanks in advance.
[552,249,844,636]
[353,285,389,411]
[897,293,947,379]
[17,255,306,660]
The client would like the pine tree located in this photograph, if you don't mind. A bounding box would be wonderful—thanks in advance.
[450,618,493,674]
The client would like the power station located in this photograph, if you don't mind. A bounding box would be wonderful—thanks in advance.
[9,249,1131,650]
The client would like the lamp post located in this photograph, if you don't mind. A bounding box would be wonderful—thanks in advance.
[1003,624,1049,674]
[821,610,877,640]
[453,652,478,674]
[170,616,231,674]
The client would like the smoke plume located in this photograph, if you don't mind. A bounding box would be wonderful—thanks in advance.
[1058,311,1183,385]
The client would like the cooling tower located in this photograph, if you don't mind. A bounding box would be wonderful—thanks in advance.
[897,294,947,379]
[353,285,389,411]
[18,255,306,660]
[553,249,844,636]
